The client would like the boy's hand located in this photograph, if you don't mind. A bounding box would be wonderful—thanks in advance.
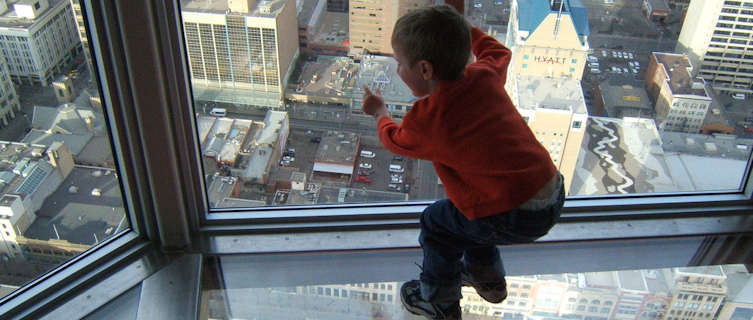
[362,86,388,120]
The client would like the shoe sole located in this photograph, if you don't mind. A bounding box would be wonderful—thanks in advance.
[400,287,425,317]
[461,279,506,304]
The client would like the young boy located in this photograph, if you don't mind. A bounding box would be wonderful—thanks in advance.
[361,4,565,320]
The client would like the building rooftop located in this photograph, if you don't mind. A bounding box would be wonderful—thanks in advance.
[181,0,287,16]
[0,0,63,29]
[648,0,670,11]
[599,78,652,118]
[517,0,589,37]
[23,167,124,245]
[617,270,649,292]
[515,75,587,114]
[676,266,726,278]
[353,55,417,105]
[661,132,753,160]
[652,52,710,98]
[314,131,358,165]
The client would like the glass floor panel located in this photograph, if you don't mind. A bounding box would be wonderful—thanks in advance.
[199,249,753,320]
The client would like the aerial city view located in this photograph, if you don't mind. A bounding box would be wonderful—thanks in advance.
[0,0,752,317]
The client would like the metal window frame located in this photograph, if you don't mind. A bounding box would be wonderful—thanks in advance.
[1,0,753,318]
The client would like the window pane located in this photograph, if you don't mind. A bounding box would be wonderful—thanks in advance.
[0,0,128,299]
[181,0,752,211]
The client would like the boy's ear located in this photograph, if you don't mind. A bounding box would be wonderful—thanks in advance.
[417,60,434,80]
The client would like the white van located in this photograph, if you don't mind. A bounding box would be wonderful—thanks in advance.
[732,93,746,100]
[209,108,227,117]
[389,164,404,173]
[360,150,376,158]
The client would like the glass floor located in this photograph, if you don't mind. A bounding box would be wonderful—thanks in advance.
[199,250,753,320]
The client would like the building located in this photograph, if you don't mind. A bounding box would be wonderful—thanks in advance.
[0,56,20,127]
[676,0,753,94]
[595,76,653,119]
[646,52,712,133]
[352,54,416,117]
[0,0,81,86]
[513,75,587,194]
[181,0,299,109]
[506,0,590,84]
[644,0,671,23]
[348,0,432,56]
[311,130,359,187]
[664,267,726,320]
[0,141,75,259]
[717,270,753,320]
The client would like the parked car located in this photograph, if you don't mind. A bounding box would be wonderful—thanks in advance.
[310,137,322,143]
[393,155,404,161]
[354,175,372,183]
[389,164,404,173]
[388,183,401,190]
[390,176,403,184]
[733,93,746,100]
[360,150,376,158]
[359,162,373,169]
[404,184,411,193]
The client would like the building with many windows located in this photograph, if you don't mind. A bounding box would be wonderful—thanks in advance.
[676,0,753,94]
[348,0,432,56]
[664,267,727,320]
[0,0,81,86]
[646,52,712,133]
[0,57,20,127]
[513,75,587,195]
[181,0,299,109]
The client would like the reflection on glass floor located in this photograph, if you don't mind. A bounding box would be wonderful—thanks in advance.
[200,251,753,320]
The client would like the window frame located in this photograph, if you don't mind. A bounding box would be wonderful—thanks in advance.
[1,0,753,317]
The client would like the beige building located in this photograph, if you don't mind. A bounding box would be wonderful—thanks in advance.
[646,52,712,133]
[676,0,753,94]
[664,267,727,320]
[348,0,432,56]
[182,0,299,109]
[513,75,587,195]
[0,58,20,127]
[506,0,590,86]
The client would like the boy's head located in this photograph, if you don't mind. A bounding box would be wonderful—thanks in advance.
[391,5,471,82]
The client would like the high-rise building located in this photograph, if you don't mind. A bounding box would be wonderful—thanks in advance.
[182,0,299,109]
[0,0,81,86]
[506,0,589,194]
[664,267,727,320]
[513,75,587,194]
[646,52,712,133]
[505,0,590,84]
[0,57,20,127]
[348,0,432,56]
[676,0,753,94]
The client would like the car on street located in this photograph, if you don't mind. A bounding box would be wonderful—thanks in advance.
[627,52,634,59]
[404,184,410,193]
[390,176,403,184]
[310,137,321,143]
[389,164,404,173]
[473,1,482,7]
[359,162,372,169]
[360,150,376,158]
[733,93,746,100]
[388,183,401,191]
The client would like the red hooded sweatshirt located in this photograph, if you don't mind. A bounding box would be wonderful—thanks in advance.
[377,27,557,220]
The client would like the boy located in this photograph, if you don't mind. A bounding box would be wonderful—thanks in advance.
[361,4,565,320]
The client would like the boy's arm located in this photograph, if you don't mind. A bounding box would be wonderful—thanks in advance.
[471,27,512,79]
[377,116,435,160]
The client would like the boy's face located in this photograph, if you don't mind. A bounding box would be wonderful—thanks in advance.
[393,45,434,97]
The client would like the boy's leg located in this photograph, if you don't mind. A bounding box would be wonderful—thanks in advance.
[401,199,468,319]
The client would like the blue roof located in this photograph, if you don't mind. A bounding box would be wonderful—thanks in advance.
[518,0,590,38]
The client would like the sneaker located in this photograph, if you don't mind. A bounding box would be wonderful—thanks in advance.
[461,267,507,303]
[400,280,461,320]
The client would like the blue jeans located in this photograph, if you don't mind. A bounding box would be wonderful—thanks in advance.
[418,177,565,303]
